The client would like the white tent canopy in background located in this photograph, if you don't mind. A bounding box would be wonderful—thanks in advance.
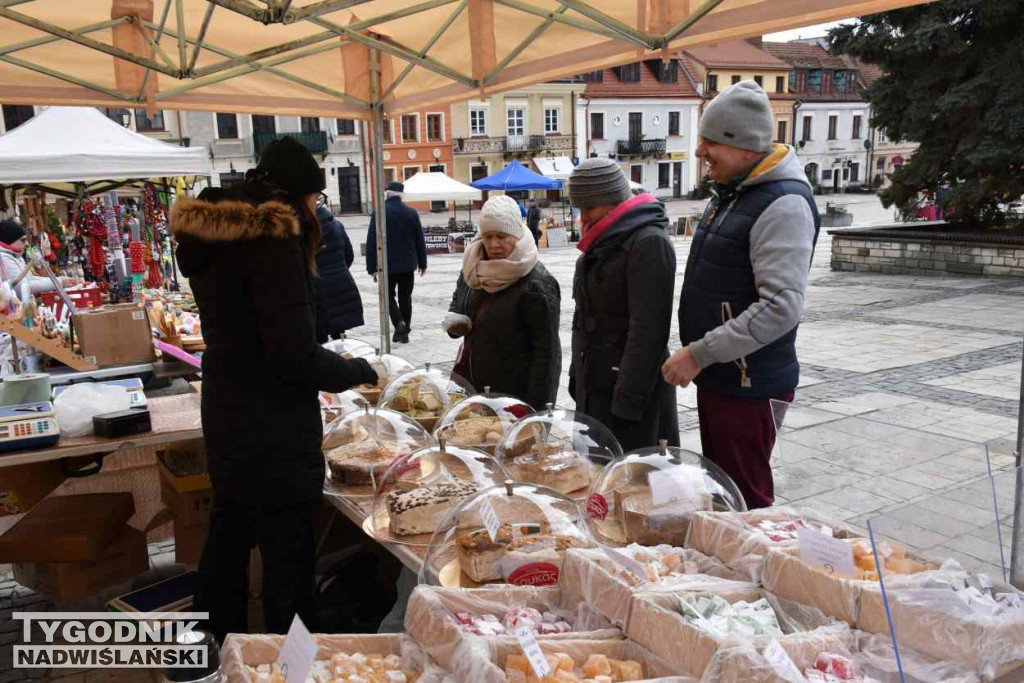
[0,106,211,186]
[534,156,575,181]
[400,171,481,202]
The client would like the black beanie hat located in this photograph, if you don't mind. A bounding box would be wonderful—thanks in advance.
[386,181,404,193]
[0,218,26,246]
[255,136,326,197]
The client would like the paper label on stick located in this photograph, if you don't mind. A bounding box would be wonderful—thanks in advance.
[603,546,647,581]
[479,496,500,543]
[276,615,318,683]
[514,626,552,678]
[648,468,706,506]
[798,528,857,577]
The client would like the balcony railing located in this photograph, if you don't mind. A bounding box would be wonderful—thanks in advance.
[254,130,328,157]
[616,138,666,156]
[454,136,506,154]
[454,134,575,156]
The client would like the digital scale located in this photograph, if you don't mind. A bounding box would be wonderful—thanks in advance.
[0,401,60,452]
[52,378,147,408]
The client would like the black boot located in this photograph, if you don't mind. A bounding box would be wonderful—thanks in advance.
[392,322,409,344]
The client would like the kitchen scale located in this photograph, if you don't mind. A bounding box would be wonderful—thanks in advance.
[0,401,60,452]
[52,378,147,407]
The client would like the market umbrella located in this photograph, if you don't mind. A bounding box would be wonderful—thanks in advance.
[470,160,562,191]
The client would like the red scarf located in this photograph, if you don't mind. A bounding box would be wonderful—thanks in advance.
[0,240,24,254]
[577,193,659,253]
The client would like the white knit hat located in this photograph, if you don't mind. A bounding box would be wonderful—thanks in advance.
[478,195,526,239]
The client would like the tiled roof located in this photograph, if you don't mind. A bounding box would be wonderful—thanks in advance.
[583,61,700,99]
[683,40,790,70]
[841,55,883,87]
[762,42,848,69]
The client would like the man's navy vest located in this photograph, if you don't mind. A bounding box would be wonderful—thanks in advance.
[679,178,820,398]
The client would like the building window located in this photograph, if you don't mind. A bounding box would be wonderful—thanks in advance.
[777,120,788,144]
[789,71,798,91]
[383,167,396,185]
[590,112,604,140]
[403,165,420,180]
[658,163,670,189]
[544,107,561,134]
[827,115,838,140]
[877,128,888,144]
[507,107,525,136]
[382,118,394,144]
[426,113,443,141]
[103,107,131,126]
[469,108,488,137]
[617,63,640,83]
[706,74,718,92]
[336,118,355,135]
[582,70,603,83]
[2,105,33,131]
[876,158,885,175]
[806,69,822,92]
[852,115,862,140]
[668,111,680,136]
[252,115,276,135]
[731,75,741,85]
[630,165,642,184]
[754,75,763,87]
[801,115,812,142]
[776,76,785,93]
[301,117,320,133]
[822,169,833,181]
[850,163,859,182]
[215,113,238,139]
[133,109,165,132]
[401,114,419,143]
[833,70,848,92]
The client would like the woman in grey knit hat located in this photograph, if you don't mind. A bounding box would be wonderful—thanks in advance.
[567,158,679,451]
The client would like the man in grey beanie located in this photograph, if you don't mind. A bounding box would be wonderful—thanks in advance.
[662,79,819,509]
[567,157,679,451]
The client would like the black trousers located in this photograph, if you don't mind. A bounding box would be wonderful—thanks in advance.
[387,272,415,329]
[195,497,316,640]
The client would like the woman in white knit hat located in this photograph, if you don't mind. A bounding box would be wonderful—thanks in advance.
[443,194,561,409]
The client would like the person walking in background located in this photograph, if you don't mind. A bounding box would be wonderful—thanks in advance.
[526,199,542,245]
[567,158,679,451]
[443,195,560,409]
[366,181,427,344]
[314,199,363,343]
[662,81,819,510]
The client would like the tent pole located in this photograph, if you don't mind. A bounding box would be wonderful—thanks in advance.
[1010,339,1024,588]
[370,49,391,354]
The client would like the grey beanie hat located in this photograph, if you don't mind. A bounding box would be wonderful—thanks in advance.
[699,80,774,153]
[569,157,632,209]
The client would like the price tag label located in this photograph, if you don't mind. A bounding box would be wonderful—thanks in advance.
[762,640,802,679]
[798,528,857,578]
[479,496,501,543]
[276,615,318,683]
[513,626,551,678]
[649,468,706,506]
[602,546,647,582]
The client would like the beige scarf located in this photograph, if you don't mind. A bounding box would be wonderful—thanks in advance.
[462,231,539,293]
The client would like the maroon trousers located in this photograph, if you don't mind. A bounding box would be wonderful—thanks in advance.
[696,387,794,510]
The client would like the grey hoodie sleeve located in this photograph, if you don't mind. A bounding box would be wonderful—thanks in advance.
[688,194,815,369]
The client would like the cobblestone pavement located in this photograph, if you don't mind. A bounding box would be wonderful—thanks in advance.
[2,196,1021,681]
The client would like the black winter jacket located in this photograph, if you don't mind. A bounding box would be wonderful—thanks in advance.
[448,262,561,410]
[314,205,363,341]
[570,198,679,452]
[172,183,378,505]
[365,196,427,276]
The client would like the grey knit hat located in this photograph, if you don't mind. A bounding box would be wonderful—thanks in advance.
[569,157,632,209]
[699,80,774,153]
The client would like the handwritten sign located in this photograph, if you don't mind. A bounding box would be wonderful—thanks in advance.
[514,627,552,678]
[603,546,647,582]
[479,496,500,543]
[798,528,856,578]
[276,615,318,683]
[649,468,706,506]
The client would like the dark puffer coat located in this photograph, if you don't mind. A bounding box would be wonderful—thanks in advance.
[448,262,561,410]
[314,205,363,342]
[365,196,427,276]
[172,183,378,505]
[570,198,679,452]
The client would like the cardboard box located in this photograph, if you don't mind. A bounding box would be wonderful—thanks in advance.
[13,525,148,602]
[404,585,621,674]
[73,303,156,367]
[173,519,208,565]
[761,546,865,626]
[703,630,860,683]
[0,492,135,563]
[159,466,212,529]
[0,459,66,517]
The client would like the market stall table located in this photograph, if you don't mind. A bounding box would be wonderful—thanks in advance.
[324,488,427,575]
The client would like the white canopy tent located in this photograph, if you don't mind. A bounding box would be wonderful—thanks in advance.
[533,156,575,181]
[400,171,481,202]
[0,106,211,188]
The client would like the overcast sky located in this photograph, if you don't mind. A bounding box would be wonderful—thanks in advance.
[764,21,853,42]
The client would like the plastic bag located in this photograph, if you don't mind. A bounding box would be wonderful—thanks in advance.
[53,382,132,437]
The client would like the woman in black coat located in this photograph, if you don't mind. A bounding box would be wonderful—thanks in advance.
[314,203,363,342]
[171,137,378,640]
[443,195,560,410]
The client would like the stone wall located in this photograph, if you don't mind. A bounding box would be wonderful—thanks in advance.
[830,231,1024,277]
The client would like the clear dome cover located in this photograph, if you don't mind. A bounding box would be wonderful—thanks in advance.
[419,481,592,587]
[351,353,415,406]
[322,336,374,358]
[585,443,747,548]
[368,439,509,547]
[433,387,534,455]
[494,406,623,499]
[379,363,474,433]
[320,389,370,425]
[322,405,436,499]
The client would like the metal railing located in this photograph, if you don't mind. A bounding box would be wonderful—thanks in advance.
[253,130,329,156]
[616,138,666,156]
